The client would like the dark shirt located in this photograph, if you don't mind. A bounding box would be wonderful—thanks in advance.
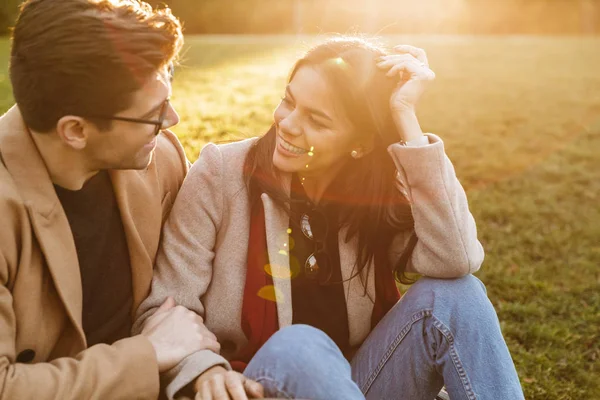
[54,171,133,346]
[289,173,350,354]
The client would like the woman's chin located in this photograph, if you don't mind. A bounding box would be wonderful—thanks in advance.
[272,153,302,173]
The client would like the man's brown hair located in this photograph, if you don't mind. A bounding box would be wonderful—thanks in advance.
[9,0,183,132]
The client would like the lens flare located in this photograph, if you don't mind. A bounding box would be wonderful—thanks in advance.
[257,285,284,303]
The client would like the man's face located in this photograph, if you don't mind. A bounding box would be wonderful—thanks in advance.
[84,68,179,170]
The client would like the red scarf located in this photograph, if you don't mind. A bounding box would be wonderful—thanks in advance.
[230,202,402,372]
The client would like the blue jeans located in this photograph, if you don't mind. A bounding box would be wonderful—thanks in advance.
[244,275,524,399]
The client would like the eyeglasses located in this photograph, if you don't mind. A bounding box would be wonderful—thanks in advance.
[82,97,171,136]
[300,208,332,282]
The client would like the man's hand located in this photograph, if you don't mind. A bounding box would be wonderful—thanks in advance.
[194,366,264,400]
[140,297,220,372]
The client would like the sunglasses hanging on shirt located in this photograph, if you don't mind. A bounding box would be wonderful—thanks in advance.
[299,207,332,283]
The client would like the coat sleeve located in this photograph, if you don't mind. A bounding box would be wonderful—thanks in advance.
[0,199,160,400]
[387,134,485,277]
[132,143,231,400]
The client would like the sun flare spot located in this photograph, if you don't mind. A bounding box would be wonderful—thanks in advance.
[257,285,284,303]
[265,264,292,279]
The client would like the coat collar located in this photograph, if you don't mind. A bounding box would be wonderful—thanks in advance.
[0,105,160,344]
[260,170,376,344]
[261,172,293,328]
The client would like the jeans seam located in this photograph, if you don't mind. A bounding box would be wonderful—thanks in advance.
[253,375,293,399]
[431,316,477,400]
[361,309,432,394]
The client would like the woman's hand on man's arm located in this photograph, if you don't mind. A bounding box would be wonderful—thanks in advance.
[193,366,264,400]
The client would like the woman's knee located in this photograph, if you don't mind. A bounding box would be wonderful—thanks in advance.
[245,325,357,398]
[249,324,345,369]
[261,324,337,355]
[398,274,497,323]
[413,274,486,295]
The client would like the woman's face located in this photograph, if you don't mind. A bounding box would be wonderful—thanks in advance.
[272,66,359,176]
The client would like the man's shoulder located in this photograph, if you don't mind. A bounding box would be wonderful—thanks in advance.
[144,129,189,194]
[153,129,189,173]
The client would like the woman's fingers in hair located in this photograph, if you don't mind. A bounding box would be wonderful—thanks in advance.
[377,53,425,69]
[387,61,436,81]
[393,45,429,67]
[377,55,435,81]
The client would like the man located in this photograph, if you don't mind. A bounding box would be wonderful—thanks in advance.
[0,0,220,398]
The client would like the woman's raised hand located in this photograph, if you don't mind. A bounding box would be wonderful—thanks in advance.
[376,45,436,114]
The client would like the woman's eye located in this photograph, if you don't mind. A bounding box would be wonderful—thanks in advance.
[309,117,326,129]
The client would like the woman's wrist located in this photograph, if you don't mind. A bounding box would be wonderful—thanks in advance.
[391,108,424,143]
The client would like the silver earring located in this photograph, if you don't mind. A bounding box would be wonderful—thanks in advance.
[351,150,359,159]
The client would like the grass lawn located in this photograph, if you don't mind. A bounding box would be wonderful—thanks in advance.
[1,35,599,399]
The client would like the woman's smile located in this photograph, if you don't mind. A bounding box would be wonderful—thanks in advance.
[277,134,309,157]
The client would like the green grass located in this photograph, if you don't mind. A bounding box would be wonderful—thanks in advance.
[1,35,599,399]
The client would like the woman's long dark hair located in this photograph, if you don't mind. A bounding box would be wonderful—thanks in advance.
[244,37,416,284]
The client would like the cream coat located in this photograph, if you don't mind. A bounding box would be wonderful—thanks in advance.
[134,134,484,399]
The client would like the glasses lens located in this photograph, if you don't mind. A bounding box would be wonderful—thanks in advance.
[300,214,313,240]
[304,251,332,282]
[304,254,320,279]
[300,209,328,241]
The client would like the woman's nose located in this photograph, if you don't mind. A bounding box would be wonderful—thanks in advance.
[278,113,302,137]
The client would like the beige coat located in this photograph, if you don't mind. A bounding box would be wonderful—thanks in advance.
[134,134,484,399]
[0,106,189,399]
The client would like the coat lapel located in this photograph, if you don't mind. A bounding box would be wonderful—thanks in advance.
[109,169,161,313]
[0,106,85,345]
[261,193,293,328]
[260,169,294,329]
[338,227,376,346]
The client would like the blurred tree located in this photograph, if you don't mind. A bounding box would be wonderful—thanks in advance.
[581,0,599,33]
[1,0,599,35]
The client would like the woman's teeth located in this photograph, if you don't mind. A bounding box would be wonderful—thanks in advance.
[281,139,308,155]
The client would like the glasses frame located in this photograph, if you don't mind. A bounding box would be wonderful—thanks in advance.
[82,97,171,136]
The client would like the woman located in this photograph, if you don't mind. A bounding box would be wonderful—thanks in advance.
[134,37,524,400]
